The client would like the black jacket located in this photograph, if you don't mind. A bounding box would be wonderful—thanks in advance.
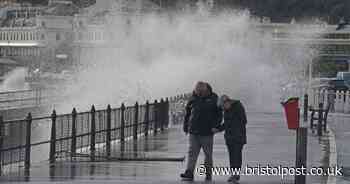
[217,100,247,144]
[183,92,222,136]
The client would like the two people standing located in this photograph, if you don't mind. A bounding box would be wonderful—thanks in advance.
[180,82,247,183]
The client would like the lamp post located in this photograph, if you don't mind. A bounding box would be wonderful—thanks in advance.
[307,50,315,106]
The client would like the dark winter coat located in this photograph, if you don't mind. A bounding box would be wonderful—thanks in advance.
[183,92,223,136]
[217,100,247,144]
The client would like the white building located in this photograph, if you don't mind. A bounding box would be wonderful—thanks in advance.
[71,0,160,67]
[0,2,79,75]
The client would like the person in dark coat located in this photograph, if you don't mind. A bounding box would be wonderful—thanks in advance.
[180,82,223,181]
[213,95,247,183]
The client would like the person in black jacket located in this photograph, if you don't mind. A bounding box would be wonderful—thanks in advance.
[213,95,247,183]
[180,82,222,181]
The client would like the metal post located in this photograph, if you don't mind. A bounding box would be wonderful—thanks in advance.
[120,103,125,142]
[39,87,42,105]
[154,100,158,135]
[308,56,313,105]
[160,99,164,132]
[303,94,308,122]
[71,108,77,159]
[295,127,308,184]
[144,101,149,137]
[49,110,56,164]
[165,98,169,128]
[317,103,323,136]
[106,105,111,158]
[0,116,3,175]
[90,105,96,161]
[24,113,32,172]
[133,102,139,140]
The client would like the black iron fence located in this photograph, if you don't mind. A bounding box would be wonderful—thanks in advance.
[0,93,190,176]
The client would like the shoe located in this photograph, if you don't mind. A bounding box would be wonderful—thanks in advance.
[180,170,194,181]
[234,174,240,181]
[205,174,212,181]
[227,175,239,183]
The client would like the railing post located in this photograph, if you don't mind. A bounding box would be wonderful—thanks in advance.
[144,101,149,137]
[24,113,32,172]
[120,103,125,142]
[335,91,340,112]
[317,103,323,137]
[160,99,165,132]
[0,116,3,175]
[165,98,169,128]
[71,108,77,159]
[39,88,42,105]
[303,94,308,122]
[49,110,56,164]
[154,100,158,135]
[90,105,96,161]
[106,105,112,158]
[133,102,139,140]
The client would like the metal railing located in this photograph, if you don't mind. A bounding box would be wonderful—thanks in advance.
[0,88,62,110]
[309,89,350,113]
[0,93,190,176]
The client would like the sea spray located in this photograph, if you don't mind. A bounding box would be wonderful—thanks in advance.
[54,6,321,113]
[0,67,29,92]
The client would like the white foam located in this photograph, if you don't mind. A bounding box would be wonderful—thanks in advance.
[53,5,323,114]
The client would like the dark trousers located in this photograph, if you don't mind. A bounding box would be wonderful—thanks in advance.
[225,141,244,171]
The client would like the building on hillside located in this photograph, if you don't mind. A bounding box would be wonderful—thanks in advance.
[0,2,79,81]
[0,0,17,7]
[262,22,350,76]
[71,0,161,67]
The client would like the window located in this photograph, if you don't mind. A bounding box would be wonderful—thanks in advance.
[41,34,45,40]
[56,33,61,41]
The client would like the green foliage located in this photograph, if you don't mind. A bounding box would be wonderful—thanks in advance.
[217,0,350,24]
[313,59,349,77]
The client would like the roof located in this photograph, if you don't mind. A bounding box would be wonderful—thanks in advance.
[0,58,19,65]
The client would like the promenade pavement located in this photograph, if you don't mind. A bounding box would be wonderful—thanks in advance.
[1,112,327,184]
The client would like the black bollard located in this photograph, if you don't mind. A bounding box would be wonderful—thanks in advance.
[295,127,308,184]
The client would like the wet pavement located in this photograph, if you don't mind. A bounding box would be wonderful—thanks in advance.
[1,112,327,184]
[329,113,350,184]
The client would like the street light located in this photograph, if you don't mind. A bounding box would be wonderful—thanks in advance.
[308,50,316,106]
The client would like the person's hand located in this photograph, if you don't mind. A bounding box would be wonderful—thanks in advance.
[183,127,189,135]
[212,128,219,133]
